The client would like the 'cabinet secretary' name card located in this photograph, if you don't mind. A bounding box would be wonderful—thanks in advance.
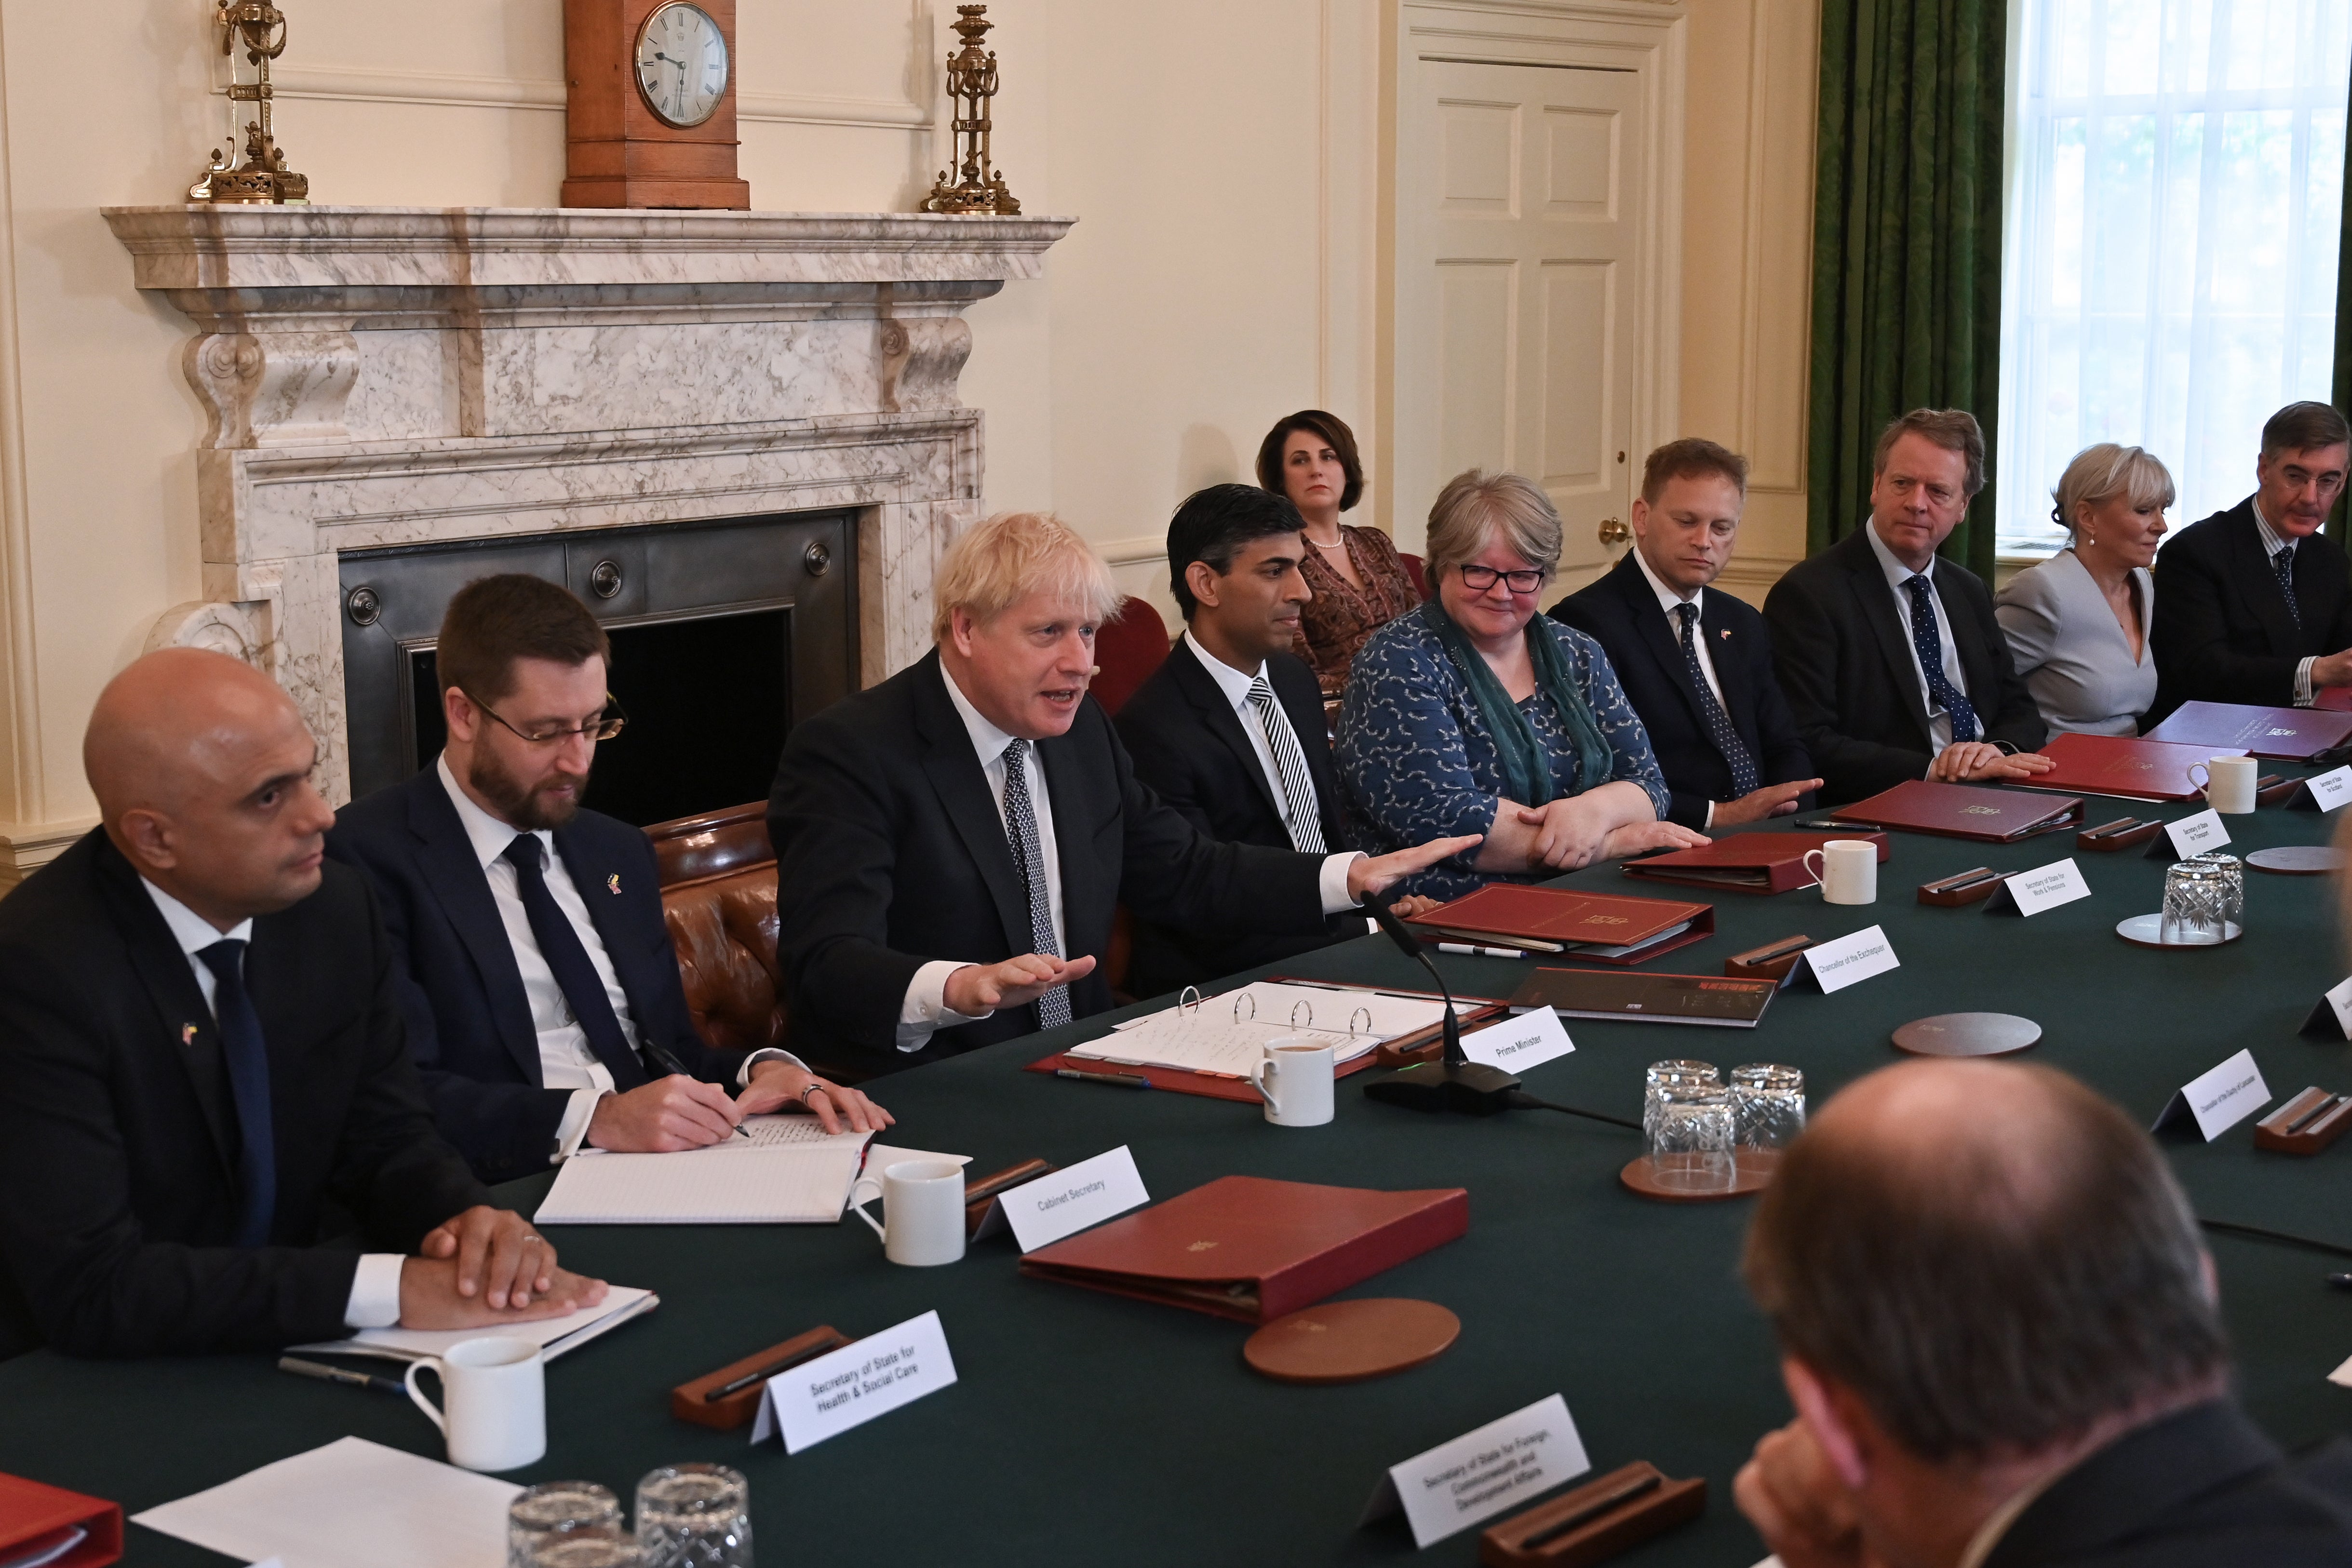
[1791,925,1899,994]
[752,1310,957,1454]
[2151,1048,2271,1142]
[998,1145,1148,1253]
[1987,858,2091,917]
[2297,765,2352,812]
[1459,1005,1575,1072]
[1358,1394,1591,1548]
[2163,807,2229,858]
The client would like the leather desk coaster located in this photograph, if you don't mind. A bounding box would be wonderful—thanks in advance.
[1892,1012,2041,1057]
[1618,1152,1776,1203]
[670,1325,848,1430]
[1241,1298,1459,1384]
[2247,845,2344,875]
[1478,1460,1704,1567]
[2255,1087,2352,1154]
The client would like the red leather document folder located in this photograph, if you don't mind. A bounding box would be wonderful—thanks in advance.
[1018,1175,1468,1323]
[2140,701,2352,760]
[1620,830,1891,894]
[0,1474,122,1568]
[1828,779,2085,841]
[2023,732,2250,801]
[1403,885,1713,962]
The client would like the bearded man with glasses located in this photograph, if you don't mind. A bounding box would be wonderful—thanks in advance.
[329,574,888,1181]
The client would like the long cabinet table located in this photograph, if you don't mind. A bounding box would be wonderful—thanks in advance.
[5,789,2352,1566]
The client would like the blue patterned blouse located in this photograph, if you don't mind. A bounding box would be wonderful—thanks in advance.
[1337,611,1673,900]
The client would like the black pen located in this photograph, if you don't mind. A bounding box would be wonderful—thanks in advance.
[643,1039,752,1138]
[2287,1094,2348,1136]
[1055,1068,1152,1090]
[278,1355,404,1394]
[704,1338,845,1402]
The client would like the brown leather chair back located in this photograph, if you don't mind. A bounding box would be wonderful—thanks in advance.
[645,804,789,1057]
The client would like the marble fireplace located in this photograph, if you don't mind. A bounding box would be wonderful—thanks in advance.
[101,205,1073,806]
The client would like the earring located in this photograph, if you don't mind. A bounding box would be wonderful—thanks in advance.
[2083,534,2096,547]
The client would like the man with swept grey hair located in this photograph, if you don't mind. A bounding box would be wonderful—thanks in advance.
[1735,1059,2352,1567]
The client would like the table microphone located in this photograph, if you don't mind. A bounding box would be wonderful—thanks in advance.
[1357,887,1523,1116]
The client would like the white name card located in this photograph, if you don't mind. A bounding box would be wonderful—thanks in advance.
[2302,766,2352,812]
[2152,1048,2271,1142]
[998,1145,1148,1253]
[751,1310,957,1453]
[1794,925,1899,994]
[2165,808,2229,858]
[1989,858,2091,918]
[1459,1006,1575,1072]
[2306,976,2352,1042]
[1360,1394,1592,1548]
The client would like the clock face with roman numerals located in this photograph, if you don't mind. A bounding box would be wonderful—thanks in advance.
[633,3,729,129]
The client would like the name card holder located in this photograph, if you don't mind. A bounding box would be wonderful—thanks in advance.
[964,1159,1058,1242]
[1477,1461,1705,1568]
[1723,936,1813,985]
[1917,867,2001,906]
[2255,774,2300,807]
[671,1326,850,1431]
[2290,765,2352,812]
[2077,816,2163,852]
[2253,1087,2352,1155]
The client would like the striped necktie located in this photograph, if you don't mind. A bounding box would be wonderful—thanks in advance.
[1246,677,1328,853]
[998,738,1071,1030]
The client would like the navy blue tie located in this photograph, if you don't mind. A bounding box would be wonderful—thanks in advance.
[2273,545,2303,633]
[197,939,276,1248]
[1903,574,1980,744]
[1675,603,1760,798]
[501,834,646,1086]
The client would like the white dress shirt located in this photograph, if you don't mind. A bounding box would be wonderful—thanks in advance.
[435,756,798,1159]
[141,878,406,1330]
[2251,498,2319,707]
[1865,522,1972,752]
[895,661,1366,1052]
[1630,549,1731,827]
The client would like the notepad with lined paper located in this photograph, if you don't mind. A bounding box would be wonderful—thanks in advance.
[532,1117,874,1224]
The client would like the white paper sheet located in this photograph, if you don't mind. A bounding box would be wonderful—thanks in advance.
[534,1118,874,1224]
[132,1437,516,1568]
[285,1284,657,1364]
[1111,981,1446,1040]
[1075,981,1441,1075]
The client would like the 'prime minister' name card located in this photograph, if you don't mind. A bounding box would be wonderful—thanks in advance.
[998,1145,1148,1253]
[2152,1049,2271,1142]
[752,1310,956,1454]
[1987,858,2091,917]
[1459,1006,1575,1072]
[1360,1394,1592,1548]
[1793,925,1898,994]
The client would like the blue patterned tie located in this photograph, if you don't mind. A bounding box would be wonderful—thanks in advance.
[1903,574,1979,744]
[2274,545,2303,633]
[197,939,277,1247]
[998,738,1071,1029]
[1675,603,1759,798]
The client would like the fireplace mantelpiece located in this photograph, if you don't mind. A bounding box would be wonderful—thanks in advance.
[101,205,1073,803]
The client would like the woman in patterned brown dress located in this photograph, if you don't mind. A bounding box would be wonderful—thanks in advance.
[1255,410,1423,696]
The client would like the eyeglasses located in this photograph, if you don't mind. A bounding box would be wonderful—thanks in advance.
[468,691,629,746]
[1455,563,1546,595]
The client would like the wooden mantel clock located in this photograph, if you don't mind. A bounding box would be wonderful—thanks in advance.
[562,0,751,209]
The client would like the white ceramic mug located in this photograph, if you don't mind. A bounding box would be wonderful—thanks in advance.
[1802,839,1879,905]
[1251,1038,1336,1127]
[848,1158,966,1266]
[2189,754,2258,814]
[403,1336,546,1473]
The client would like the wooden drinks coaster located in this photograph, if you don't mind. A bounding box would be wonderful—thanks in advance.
[1618,1151,1777,1203]
[1891,1012,2041,1057]
[2115,913,2243,948]
[1242,1298,1460,1384]
[2247,845,2344,875]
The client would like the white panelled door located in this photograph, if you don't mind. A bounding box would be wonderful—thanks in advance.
[1395,54,1648,594]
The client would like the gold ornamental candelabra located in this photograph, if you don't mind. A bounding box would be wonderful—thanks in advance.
[923,6,1020,216]
[190,0,309,204]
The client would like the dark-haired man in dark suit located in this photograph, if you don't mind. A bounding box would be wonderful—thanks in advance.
[330,575,888,1182]
[1552,440,1819,830]
[2151,399,2352,720]
[1114,485,1436,997]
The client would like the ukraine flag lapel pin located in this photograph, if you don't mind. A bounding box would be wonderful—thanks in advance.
[607,873,621,895]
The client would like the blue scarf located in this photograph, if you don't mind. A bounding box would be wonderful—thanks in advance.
[1419,599,1614,807]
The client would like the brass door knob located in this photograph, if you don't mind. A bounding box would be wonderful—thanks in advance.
[1598,516,1630,547]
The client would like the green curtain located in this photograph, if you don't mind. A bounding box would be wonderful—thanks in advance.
[2332,42,2352,542]
[1807,0,2008,580]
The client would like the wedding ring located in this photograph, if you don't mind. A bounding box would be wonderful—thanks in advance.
[800,1082,825,1104]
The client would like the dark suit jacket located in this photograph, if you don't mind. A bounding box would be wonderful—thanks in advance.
[1763,526,2046,803]
[1113,639,1357,996]
[327,767,747,1182]
[1550,554,1815,828]
[768,650,1329,1074]
[1984,1399,2352,1567]
[2150,498,2352,719]
[0,831,489,1358]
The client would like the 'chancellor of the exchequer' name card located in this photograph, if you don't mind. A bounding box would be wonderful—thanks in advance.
[1359,1394,1592,1548]
[752,1310,957,1454]
[1794,925,1898,994]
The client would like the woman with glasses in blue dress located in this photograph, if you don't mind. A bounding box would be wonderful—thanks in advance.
[1338,469,1707,901]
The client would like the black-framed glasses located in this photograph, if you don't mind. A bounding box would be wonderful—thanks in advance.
[1455,563,1546,594]
[469,691,628,746]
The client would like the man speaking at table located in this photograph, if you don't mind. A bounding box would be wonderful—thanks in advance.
[1735,1059,2352,1565]
[0,649,605,1357]
[768,510,1478,1074]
